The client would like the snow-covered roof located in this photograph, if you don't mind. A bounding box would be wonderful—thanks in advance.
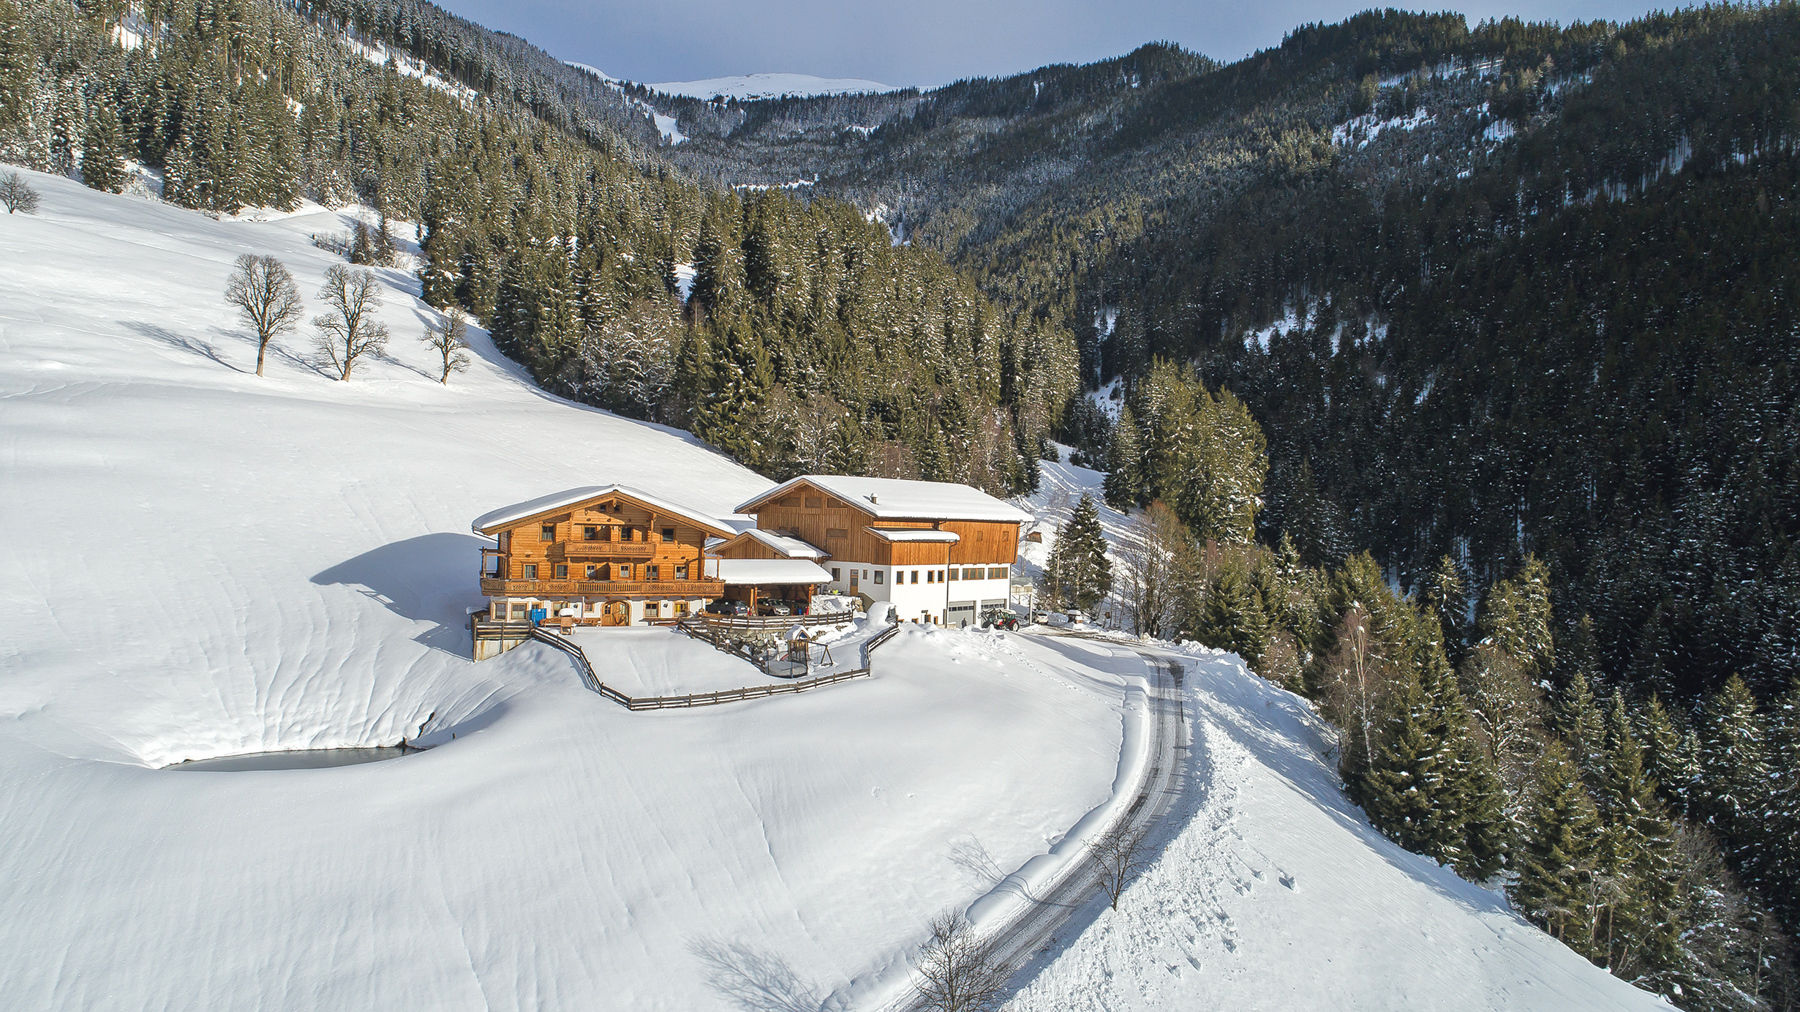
[735,475,1032,524]
[472,485,735,538]
[739,529,828,559]
[710,558,833,586]
[867,528,960,544]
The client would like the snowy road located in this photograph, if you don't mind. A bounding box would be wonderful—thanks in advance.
[984,634,1190,995]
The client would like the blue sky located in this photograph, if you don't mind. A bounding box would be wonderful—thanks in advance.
[438,0,1677,89]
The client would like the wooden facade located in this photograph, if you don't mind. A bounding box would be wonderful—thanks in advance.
[476,488,730,626]
[744,484,1020,568]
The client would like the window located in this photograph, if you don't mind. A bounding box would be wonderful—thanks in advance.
[937,570,946,582]
[617,564,632,580]
[911,570,920,584]
[661,527,675,542]
[586,564,598,579]
[522,564,538,580]
[832,567,842,581]
[508,602,526,619]
[850,570,858,587]
[947,568,961,581]
[674,564,689,580]
[926,570,934,584]
[555,564,568,579]
[583,525,599,541]
[540,524,555,541]
[826,527,848,540]
[646,565,660,581]
[874,571,884,585]
[805,496,823,509]
[989,567,1008,579]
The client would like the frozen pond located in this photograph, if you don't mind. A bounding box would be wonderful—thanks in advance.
[165,745,422,771]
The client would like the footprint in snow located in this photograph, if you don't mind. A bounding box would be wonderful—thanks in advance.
[1279,873,1297,890]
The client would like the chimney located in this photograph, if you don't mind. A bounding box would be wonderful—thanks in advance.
[867,494,879,504]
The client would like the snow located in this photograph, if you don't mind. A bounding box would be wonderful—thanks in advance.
[341,32,476,106]
[1005,646,1665,1011]
[741,475,1034,523]
[1243,298,1320,352]
[710,557,834,585]
[672,261,696,301]
[724,528,828,558]
[1331,107,1435,148]
[0,170,1667,1010]
[651,110,687,145]
[867,528,961,543]
[470,483,733,536]
[1088,375,1124,422]
[0,171,1126,1009]
[565,61,617,83]
[649,72,895,101]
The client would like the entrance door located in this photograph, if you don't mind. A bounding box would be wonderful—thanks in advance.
[601,601,629,626]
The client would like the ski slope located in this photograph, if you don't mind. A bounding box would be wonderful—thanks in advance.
[0,171,1661,1010]
[0,172,1129,1009]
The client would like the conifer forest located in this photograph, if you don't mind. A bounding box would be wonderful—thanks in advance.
[3,0,1798,1006]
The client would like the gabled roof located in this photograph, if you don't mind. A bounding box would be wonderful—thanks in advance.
[717,528,829,559]
[710,558,833,586]
[734,475,1032,524]
[471,484,735,538]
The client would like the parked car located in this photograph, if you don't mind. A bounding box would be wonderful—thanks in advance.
[760,601,792,616]
[981,608,1019,631]
[705,599,749,617]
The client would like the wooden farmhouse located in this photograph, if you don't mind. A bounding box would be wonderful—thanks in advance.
[732,475,1031,626]
[472,485,737,630]
[469,474,1027,653]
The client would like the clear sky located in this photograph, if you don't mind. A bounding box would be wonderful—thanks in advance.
[438,0,1676,89]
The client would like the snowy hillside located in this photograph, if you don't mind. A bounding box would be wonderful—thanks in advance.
[650,72,895,100]
[0,172,1130,1009]
[0,172,1661,1010]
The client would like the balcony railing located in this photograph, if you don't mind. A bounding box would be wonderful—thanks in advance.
[553,540,658,559]
[479,577,724,598]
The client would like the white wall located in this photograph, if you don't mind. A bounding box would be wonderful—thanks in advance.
[818,562,1012,624]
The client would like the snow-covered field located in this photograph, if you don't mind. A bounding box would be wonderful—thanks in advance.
[0,171,1661,1010]
[0,172,1128,1009]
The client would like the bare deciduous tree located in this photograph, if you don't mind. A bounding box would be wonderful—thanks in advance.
[1123,500,1191,639]
[223,254,304,377]
[1092,822,1151,910]
[312,264,388,381]
[910,912,1012,1012]
[422,308,470,384]
[0,170,41,214]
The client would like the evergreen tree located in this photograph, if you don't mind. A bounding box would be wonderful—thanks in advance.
[1047,493,1112,613]
[1510,741,1603,949]
[1102,403,1143,511]
[1423,553,1471,666]
[81,101,128,194]
[1694,675,1771,865]
[1365,668,1463,863]
[1594,691,1684,988]
[1633,693,1696,816]
[1557,668,1608,784]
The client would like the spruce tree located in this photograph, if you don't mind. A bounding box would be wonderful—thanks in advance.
[1423,553,1471,666]
[1051,493,1112,613]
[1595,691,1684,987]
[1558,668,1608,784]
[1365,669,1463,864]
[81,102,128,194]
[1633,693,1696,816]
[1511,741,1603,950]
[1695,675,1771,862]
[1103,404,1143,512]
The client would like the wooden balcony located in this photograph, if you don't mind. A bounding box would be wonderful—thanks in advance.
[480,577,724,598]
[554,540,657,559]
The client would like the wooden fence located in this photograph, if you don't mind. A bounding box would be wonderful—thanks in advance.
[530,619,900,712]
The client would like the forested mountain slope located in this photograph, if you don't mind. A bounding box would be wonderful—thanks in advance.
[0,0,1074,494]
[672,6,1800,706]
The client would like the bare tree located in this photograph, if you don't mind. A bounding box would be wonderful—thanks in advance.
[223,254,304,377]
[1122,500,1190,639]
[422,308,470,384]
[312,264,388,381]
[0,170,41,214]
[910,913,1012,1012]
[1092,823,1151,910]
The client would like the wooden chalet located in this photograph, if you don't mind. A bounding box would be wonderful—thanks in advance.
[472,485,734,630]
[732,475,1030,625]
